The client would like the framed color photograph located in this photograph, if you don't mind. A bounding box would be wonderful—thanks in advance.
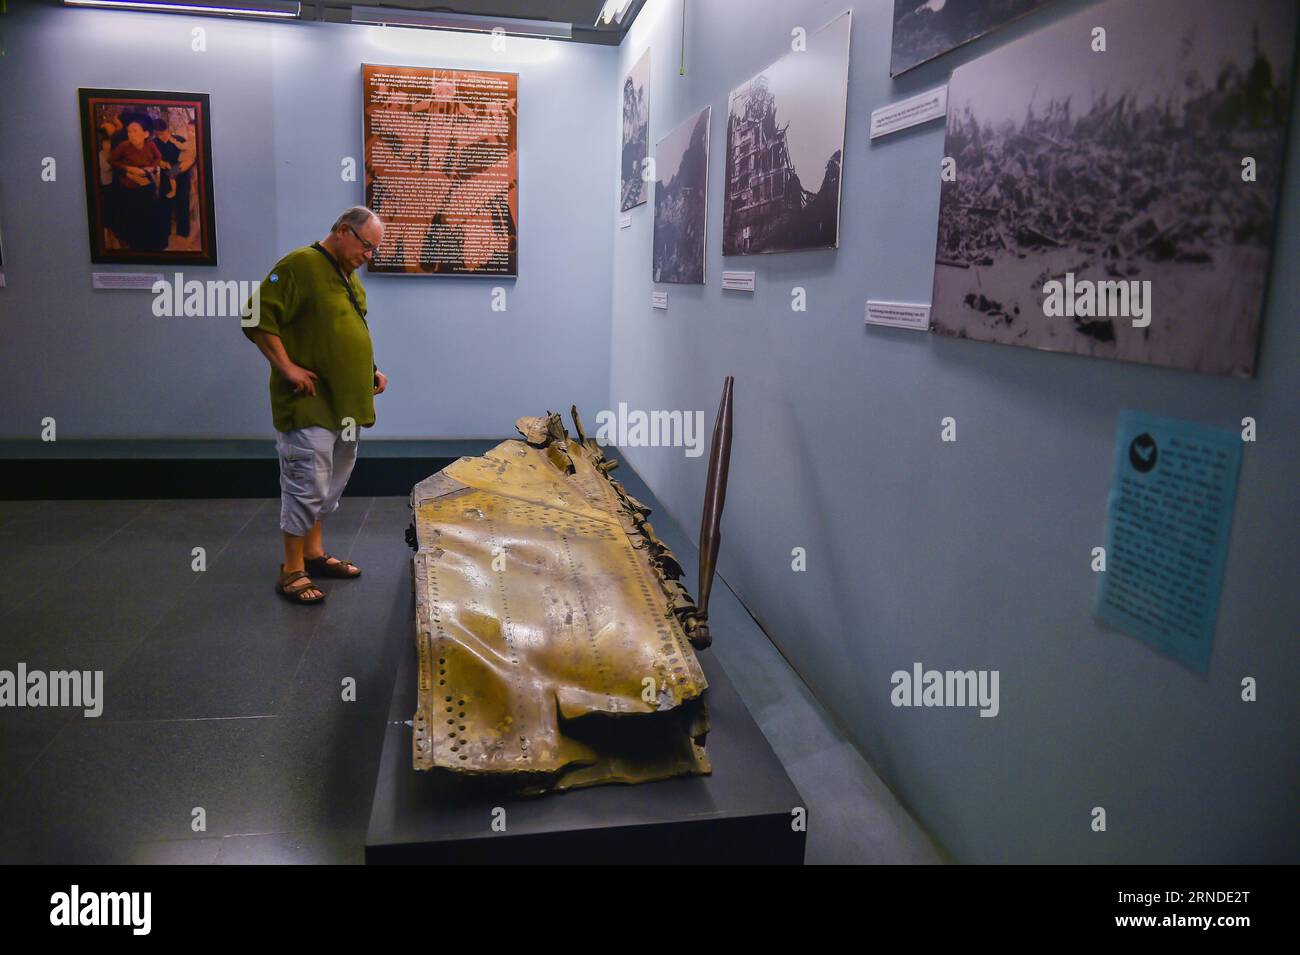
[78,88,217,266]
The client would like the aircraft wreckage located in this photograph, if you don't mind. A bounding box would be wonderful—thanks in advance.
[407,379,734,793]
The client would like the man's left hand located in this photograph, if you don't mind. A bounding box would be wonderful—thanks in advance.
[374,370,388,395]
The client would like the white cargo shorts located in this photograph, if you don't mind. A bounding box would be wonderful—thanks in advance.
[275,426,359,536]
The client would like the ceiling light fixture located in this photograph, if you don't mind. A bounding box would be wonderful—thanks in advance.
[351,6,573,40]
[596,0,634,27]
[63,0,301,19]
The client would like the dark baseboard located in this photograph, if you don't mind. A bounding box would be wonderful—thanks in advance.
[0,456,462,500]
[0,438,500,500]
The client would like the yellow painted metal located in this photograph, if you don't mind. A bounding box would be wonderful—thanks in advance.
[410,411,710,792]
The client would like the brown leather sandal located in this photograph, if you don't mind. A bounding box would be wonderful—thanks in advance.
[276,566,326,604]
[304,553,361,579]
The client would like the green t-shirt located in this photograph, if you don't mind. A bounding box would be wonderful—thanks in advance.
[243,244,376,433]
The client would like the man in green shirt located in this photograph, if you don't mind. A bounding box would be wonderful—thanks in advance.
[244,207,388,604]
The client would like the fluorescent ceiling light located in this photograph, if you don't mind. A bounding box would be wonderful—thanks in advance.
[351,6,573,40]
[64,0,301,18]
[596,0,634,26]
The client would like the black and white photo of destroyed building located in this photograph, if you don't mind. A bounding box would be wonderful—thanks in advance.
[722,11,851,256]
[621,49,650,211]
[890,0,1057,77]
[931,0,1296,377]
[653,106,710,284]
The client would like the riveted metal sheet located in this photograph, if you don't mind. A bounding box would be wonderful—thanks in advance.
[410,413,710,792]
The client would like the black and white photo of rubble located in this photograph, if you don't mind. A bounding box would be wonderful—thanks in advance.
[891,0,1057,77]
[722,11,851,256]
[653,106,710,284]
[621,48,650,212]
[931,0,1296,377]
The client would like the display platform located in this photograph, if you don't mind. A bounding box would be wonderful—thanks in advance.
[365,628,806,864]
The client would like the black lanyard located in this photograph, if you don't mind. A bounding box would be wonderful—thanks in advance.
[312,242,377,374]
[311,242,368,329]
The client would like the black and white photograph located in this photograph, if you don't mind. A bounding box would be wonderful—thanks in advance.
[890,0,1058,77]
[721,10,851,256]
[931,0,1297,377]
[621,47,650,211]
[652,105,710,284]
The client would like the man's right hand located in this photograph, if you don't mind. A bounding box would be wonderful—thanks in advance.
[282,364,319,396]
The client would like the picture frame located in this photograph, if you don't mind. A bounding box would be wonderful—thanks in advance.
[78,87,218,266]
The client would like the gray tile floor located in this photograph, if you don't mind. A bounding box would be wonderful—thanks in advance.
[0,465,944,864]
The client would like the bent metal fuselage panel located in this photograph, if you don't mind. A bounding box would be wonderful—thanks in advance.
[409,412,710,793]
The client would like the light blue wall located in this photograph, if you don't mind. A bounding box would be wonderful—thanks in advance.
[1,0,1295,864]
[0,2,616,438]
[611,0,1299,862]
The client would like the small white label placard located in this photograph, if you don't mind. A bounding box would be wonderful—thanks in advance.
[721,270,755,292]
[619,215,632,229]
[865,300,931,331]
[93,272,164,290]
[870,86,947,140]
[651,290,668,310]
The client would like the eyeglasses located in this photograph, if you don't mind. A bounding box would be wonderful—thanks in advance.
[347,224,378,253]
